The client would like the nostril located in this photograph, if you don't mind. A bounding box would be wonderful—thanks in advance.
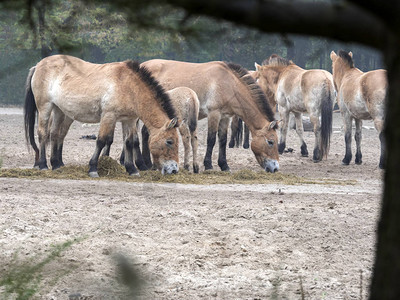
[172,169,177,174]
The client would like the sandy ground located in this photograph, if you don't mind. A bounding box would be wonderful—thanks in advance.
[0,108,383,299]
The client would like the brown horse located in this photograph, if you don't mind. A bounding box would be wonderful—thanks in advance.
[24,55,180,177]
[254,54,335,162]
[140,59,280,172]
[330,50,387,168]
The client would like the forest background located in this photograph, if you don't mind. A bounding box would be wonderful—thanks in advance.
[0,0,382,106]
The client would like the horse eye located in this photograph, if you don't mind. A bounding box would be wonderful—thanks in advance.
[166,139,173,148]
[267,139,274,147]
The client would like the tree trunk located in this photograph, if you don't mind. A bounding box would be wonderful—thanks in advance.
[370,40,400,300]
[37,0,51,58]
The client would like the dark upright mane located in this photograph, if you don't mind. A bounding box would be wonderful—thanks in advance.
[262,54,293,67]
[225,62,275,122]
[125,60,177,120]
[338,50,355,68]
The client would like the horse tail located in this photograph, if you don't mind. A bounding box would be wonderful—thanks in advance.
[320,79,333,158]
[24,66,39,158]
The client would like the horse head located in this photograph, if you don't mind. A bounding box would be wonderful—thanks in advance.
[148,117,180,174]
[251,120,280,173]
[330,50,354,91]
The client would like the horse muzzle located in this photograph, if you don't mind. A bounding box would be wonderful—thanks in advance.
[161,160,179,175]
[264,159,279,173]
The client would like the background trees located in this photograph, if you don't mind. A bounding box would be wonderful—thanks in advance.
[0,0,381,105]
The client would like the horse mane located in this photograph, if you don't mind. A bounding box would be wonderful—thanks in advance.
[338,50,355,68]
[225,62,275,122]
[262,54,293,66]
[125,60,177,120]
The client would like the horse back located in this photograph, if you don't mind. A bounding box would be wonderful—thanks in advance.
[31,55,140,123]
[141,59,239,118]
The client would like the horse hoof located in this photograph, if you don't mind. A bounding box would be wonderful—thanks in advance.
[130,172,140,177]
[341,161,350,166]
[89,171,99,178]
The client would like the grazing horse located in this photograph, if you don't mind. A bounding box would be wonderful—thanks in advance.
[255,54,335,162]
[117,87,201,173]
[330,50,387,168]
[140,59,280,173]
[24,55,180,177]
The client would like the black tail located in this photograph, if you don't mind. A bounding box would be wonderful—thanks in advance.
[320,80,333,158]
[24,67,39,158]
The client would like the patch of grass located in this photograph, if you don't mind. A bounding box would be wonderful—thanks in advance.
[0,239,81,300]
[0,156,356,186]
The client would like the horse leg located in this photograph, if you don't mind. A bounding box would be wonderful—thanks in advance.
[354,119,363,165]
[141,125,153,169]
[88,116,116,177]
[373,118,386,169]
[278,109,290,154]
[190,127,200,174]
[243,123,250,149]
[217,116,230,172]
[204,111,221,170]
[294,112,309,157]
[132,123,148,171]
[342,113,353,165]
[229,115,239,148]
[49,108,65,170]
[121,121,139,176]
[36,104,53,170]
[179,125,191,171]
[50,110,73,169]
[56,116,73,167]
[309,113,322,162]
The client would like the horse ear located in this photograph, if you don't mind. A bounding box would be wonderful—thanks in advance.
[348,51,353,58]
[167,117,178,129]
[255,62,262,71]
[268,120,279,130]
[330,51,337,61]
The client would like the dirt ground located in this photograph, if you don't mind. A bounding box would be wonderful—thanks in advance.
[0,108,383,299]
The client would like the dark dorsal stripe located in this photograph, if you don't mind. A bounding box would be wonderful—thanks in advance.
[225,62,276,122]
[338,50,355,68]
[125,60,177,120]
[262,54,293,66]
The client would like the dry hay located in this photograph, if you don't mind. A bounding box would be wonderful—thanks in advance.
[0,156,356,186]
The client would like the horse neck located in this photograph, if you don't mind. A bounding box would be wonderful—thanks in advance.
[333,63,353,89]
[229,88,271,133]
[136,97,169,132]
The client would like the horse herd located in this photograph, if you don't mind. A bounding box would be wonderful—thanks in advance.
[23,50,387,177]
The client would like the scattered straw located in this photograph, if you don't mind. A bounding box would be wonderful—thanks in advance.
[0,157,356,186]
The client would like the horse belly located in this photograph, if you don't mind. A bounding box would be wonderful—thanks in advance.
[49,79,105,123]
[344,92,371,120]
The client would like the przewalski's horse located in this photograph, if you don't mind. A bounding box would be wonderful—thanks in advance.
[255,54,335,162]
[118,87,200,173]
[24,55,180,177]
[330,50,387,168]
[140,59,280,173]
